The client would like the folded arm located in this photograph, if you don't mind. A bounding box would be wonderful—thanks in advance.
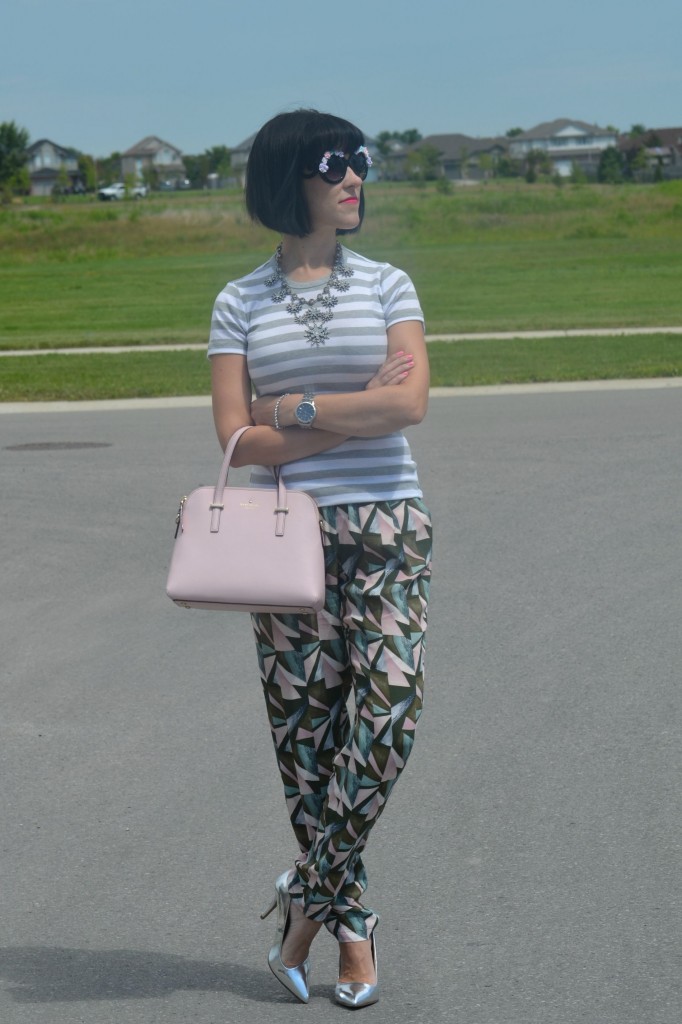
[252,320,429,439]
[211,320,428,467]
[211,353,349,467]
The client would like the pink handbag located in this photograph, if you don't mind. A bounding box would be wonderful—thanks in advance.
[166,426,326,613]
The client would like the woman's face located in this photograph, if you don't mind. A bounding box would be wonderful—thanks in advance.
[302,159,363,234]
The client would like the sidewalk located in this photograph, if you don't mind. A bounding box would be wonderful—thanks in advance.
[2,325,682,357]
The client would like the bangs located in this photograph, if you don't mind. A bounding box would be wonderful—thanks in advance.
[299,115,365,173]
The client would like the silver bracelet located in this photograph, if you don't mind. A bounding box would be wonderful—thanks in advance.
[273,393,290,431]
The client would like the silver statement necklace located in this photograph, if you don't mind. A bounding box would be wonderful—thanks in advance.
[265,242,353,347]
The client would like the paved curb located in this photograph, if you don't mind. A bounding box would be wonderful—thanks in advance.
[2,378,682,415]
[430,377,682,397]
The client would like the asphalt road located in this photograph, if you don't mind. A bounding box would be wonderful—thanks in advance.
[1,390,681,1024]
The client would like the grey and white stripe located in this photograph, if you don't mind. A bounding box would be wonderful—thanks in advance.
[208,246,425,506]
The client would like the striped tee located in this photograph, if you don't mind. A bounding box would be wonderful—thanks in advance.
[208,246,425,507]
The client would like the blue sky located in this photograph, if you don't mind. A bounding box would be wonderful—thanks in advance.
[4,0,680,156]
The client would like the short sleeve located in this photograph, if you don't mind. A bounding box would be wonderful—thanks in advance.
[207,283,248,357]
[380,265,425,329]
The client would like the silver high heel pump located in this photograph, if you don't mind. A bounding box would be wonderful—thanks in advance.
[261,869,310,1003]
[335,933,379,1009]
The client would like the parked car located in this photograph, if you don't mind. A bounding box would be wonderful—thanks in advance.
[97,182,148,201]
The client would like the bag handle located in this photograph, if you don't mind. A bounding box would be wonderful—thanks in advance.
[209,425,289,536]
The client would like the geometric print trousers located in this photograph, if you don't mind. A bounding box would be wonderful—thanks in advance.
[252,497,433,942]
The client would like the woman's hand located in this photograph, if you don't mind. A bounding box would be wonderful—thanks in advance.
[211,355,349,465]
[365,350,415,390]
[250,394,279,427]
[251,349,415,428]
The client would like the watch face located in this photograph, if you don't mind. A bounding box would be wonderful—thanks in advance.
[296,401,316,425]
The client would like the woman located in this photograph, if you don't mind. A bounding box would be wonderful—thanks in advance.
[208,109,432,1008]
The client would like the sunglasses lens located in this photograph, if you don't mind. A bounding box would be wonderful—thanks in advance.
[349,153,369,180]
[321,155,347,183]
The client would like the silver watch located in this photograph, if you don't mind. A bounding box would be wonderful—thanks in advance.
[295,390,317,428]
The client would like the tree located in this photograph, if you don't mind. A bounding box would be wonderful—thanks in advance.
[621,127,664,182]
[405,144,441,181]
[506,127,524,138]
[376,129,422,154]
[205,145,231,178]
[77,153,97,191]
[597,146,625,184]
[494,155,522,178]
[183,146,231,188]
[182,154,208,188]
[524,148,552,183]
[625,144,648,181]
[375,131,394,158]
[374,130,424,180]
[570,162,588,184]
[478,153,494,180]
[0,120,30,190]
[52,164,71,200]
[141,164,160,190]
[97,152,122,185]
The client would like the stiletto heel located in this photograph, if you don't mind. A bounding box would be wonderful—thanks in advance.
[260,896,277,920]
[265,869,310,1003]
[335,933,379,1009]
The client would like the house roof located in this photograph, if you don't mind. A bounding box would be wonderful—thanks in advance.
[26,139,77,158]
[650,127,682,147]
[122,136,182,157]
[232,130,378,156]
[623,127,682,148]
[232,132,258,154]
[411,134,507,159]
[515,119,614,140]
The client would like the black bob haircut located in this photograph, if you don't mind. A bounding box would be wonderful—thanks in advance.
[245,109,366,238]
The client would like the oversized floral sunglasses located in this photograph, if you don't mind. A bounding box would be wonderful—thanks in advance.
[310,146,373,184]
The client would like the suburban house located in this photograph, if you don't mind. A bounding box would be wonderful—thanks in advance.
[121,136,185,185]
[26,139,81,196]
[508,119,618,177]
[407,134,509,181]
[618,127,682,178]
[229,132,257,187]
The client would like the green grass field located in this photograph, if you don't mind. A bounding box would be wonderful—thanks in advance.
[1,180,681,399]
[2,334,681,402]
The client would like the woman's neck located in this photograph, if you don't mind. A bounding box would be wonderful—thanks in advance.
[279,231,338,282]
